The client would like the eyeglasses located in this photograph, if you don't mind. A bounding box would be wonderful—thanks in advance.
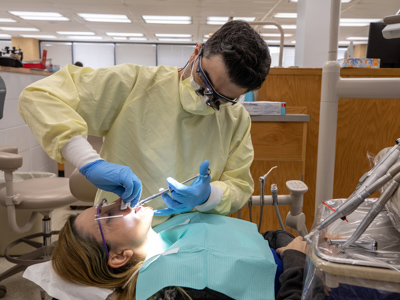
[96,198,116,272]
[195,48,239,110]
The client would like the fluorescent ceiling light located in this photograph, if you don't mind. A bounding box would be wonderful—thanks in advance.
[207,21,227,25]
[57,31,95,35]
[206,16,256,25]
[129,37,148,41]
[68,35,103,40]
[0,27,39,31]
[346,37,368,41]
[207,17,228,22]
[143,15,191,24]
[264,40,281,43]
[263,24,296,29]
[0,34,11,38]
[9,11,69,21]
[106,32,144,37]
[113,37,127,40]
[233,17,256,22]
[274,13,297,18]
[338,41,351,45]
[20,35,57,39]
[158,38,192,42]
[44,43,72,46]
[0,18,16,22]
[260,33,293,37]
[144,20,191,24]
[155,33,192,38]
[78,13,131,23]
[10,11,61,17]
[340,22,370,27]
[20,16,69,21]
[291,41,296,44]
[341,18,381,23]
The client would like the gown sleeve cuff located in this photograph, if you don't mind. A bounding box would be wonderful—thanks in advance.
[61,135,102,169]
[195,184,222,212]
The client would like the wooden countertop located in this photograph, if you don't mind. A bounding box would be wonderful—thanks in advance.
[0,66,53,76]
[251,114,310,122]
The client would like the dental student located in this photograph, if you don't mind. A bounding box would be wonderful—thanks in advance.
[18,20,271,225]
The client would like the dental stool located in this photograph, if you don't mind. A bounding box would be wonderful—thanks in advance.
[0,146,77,299]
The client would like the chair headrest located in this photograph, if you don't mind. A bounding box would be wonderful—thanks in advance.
[69,169,97,202]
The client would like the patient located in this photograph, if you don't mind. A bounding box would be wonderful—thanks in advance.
[51,199,308,300]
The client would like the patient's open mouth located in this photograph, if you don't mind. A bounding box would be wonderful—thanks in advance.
[135,206,141,213]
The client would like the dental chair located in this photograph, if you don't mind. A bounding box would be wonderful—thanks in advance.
[0,146,78,299]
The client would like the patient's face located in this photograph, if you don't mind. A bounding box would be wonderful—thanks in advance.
[75,199,154,252]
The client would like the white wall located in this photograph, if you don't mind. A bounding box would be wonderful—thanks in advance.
[116,44,157,66]
[73,43,115,69]
[157,44,196,68]
[0,71,57,174]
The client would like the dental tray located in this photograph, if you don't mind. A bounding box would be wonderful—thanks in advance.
[313,198,400,269]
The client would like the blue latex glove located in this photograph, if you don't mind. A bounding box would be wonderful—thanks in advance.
[154,161,211,216]
[79,160,142,206]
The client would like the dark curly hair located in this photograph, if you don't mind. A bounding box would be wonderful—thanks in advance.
[203,20,271,92]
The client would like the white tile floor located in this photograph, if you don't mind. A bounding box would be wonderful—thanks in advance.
[0,205,83,300]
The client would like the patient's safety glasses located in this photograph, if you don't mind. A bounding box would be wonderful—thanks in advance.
[95,198,130,272]
[195,48,239,110]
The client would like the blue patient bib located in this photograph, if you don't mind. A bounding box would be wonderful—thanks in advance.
[136,213,277,300]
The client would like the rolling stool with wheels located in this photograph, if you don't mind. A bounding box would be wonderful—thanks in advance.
[0,146,77,299]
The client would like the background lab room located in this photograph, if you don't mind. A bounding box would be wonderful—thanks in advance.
[1,0,400,299]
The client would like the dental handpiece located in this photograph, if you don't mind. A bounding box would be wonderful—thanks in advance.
[121,169,211,210]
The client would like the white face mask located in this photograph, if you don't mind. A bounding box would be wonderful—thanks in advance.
[236,94,245,104]
[179,63,215,116]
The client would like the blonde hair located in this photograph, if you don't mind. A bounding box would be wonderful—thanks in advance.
[51,214,143,300]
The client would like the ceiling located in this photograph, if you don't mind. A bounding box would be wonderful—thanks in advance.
[0,0,399,46]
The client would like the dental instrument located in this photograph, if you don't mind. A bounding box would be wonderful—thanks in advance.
[121,168,211,210]
[258,166,278,231]
[325,238,378,252]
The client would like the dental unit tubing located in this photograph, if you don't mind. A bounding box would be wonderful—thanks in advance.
[338,173,400,252]
[316,162,400,233]
[251,180,308,236]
